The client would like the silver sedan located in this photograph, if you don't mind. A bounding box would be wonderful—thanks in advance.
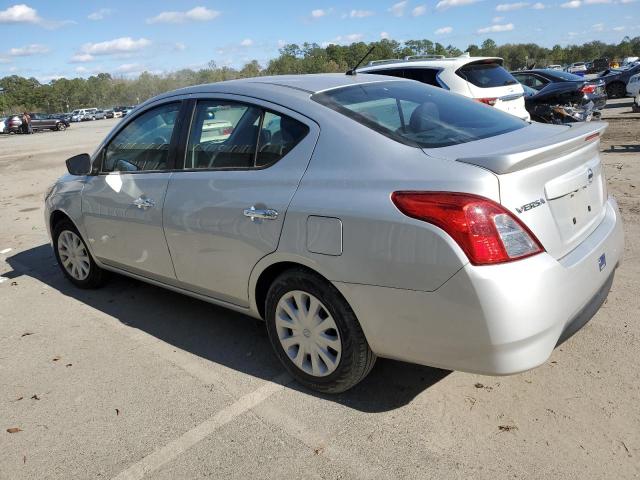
[44,74,624,393]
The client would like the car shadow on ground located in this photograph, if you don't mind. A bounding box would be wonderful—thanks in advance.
[4,244,450,413]
[605,144,640,153]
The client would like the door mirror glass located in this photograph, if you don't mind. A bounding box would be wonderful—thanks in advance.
[66,153,92,175]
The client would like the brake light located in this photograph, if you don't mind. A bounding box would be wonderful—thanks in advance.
[391,192,544,265]
[476,97,497,106]
[222,127,234,135]
[581,84,596,94]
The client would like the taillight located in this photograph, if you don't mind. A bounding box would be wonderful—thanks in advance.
[222,127,234,135]
[476,97,497,106]
[391,192,544,265]
[581,84,596,94]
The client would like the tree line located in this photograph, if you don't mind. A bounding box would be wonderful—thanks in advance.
[1,36,639,114]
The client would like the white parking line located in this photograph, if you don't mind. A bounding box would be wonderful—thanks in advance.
[111,372,291,480]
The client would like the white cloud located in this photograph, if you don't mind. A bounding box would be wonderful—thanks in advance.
[147,6,220,24]
[80,37,151,56]
[324,33,364,46]
[585,0,612,3]
[115,63,142,73]
[493,15,505,22]
[412,5,428,16]
[9,43,49,56]
[620,0,636,3]
[0,4,41,23]
[277,39,287,48]
[350,9,375,17]
[388,1,408,16]
[70,53,94,63]
[592,23,605,31]
[240,38,253,47]
[174,42,186,51]
[496,2,529,11]
[477,23,515,33]
[380,31,390,39]
[311,9,328,18]
[88,8,112,20]
[532,2,546,8]
[435,0,478,10]
[612,25,625,31]
[435,26,453,34]
[561,0,581,7]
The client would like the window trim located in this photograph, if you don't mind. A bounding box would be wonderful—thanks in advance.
[178,98,310,173]
[96,100,185,175]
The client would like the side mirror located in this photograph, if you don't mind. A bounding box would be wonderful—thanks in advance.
[66,153,92,175]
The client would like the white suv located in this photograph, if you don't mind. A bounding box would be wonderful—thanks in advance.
[358,54,529,121]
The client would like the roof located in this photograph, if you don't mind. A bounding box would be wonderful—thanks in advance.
[358,56,503,73]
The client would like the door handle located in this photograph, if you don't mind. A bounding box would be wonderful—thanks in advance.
[133,197,155,210]
[243,206,279,221]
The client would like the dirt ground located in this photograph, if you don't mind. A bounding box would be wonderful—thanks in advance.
[0,102,639,479]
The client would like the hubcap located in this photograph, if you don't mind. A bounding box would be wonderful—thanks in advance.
[275,290,342,377]
[57,230,90,281]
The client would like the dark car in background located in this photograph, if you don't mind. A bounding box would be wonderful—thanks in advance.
[30,113,69,131]
[512,69,607,110]
[599,63,640,98]
[3,114,23,133]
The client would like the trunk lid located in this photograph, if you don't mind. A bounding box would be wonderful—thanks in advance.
[423,121,608,259]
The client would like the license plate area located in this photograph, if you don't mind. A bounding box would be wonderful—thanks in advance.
[548,179,604,244]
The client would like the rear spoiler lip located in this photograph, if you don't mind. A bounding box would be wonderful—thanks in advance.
[456,121,608,175]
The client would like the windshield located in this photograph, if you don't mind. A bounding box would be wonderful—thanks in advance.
[312,81,526,149]
[456,61,518,88]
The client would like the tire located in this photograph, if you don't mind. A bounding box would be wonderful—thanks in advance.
[606,82,626,99]
[265,268,376,393]
[57,123,66,131]
[52,219,107,289]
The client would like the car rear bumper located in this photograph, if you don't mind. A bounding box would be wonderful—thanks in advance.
[335,196,624,375]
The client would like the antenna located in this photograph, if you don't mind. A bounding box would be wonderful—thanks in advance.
[346,46,375,76]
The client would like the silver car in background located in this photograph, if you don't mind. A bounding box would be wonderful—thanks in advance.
[44,74,624,393]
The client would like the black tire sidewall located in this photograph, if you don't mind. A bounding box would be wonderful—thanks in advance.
[265,269,373,392]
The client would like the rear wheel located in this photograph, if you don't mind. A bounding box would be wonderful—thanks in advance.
[53,219,106,288]
[606,82,626,99]
[265,269,376,393]
[57,123,66,131]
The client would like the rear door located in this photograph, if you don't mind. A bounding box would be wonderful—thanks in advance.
[82,100,184,281]
[163,96,319,307]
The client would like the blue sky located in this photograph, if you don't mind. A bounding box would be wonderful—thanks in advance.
[0,0,637,81]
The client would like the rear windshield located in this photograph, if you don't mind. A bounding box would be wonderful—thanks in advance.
[311,81,526,149]
[540,70,583,81]
[457,62,518,88]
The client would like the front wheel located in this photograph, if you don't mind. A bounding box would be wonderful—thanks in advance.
[265,269,376,393]
[53,220,107,288]
[57,123,66,131]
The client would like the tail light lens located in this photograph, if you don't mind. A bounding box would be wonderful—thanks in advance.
[581,84,596,94]
[476,97,498,106]
[222,127,234,135]
[391,192,544,265]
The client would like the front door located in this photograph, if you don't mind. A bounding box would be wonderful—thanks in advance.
[163,98,319,306]
[82,101,182,281]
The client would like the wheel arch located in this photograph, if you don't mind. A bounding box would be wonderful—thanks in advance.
[250,254,338,320]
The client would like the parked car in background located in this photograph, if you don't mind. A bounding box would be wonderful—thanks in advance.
[621,56,639,67]
[94,110,107,120]
[585,58,609,74]
[71,108,97,122]
[122,106,136,116]
[105,109,115,119]
[599,63,640,98]
[29,112,69,131]
[358,53,530,120]
[627,73,640,112]
[3,114,23,133]
[0,117,6,133]
[566,62,587,74]
[511,69,607,113]
[45,74,623,393]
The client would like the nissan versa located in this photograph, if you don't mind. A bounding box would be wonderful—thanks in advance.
[44,74,624,393]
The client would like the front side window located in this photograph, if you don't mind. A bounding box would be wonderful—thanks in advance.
[102,102,180,172]
[312,81,526,149]
[185,101,309,170]
[457,61,518,88]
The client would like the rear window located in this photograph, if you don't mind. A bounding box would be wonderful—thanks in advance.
[311,81,525,149]
[457,62,518,88]
[540,70,583,81]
